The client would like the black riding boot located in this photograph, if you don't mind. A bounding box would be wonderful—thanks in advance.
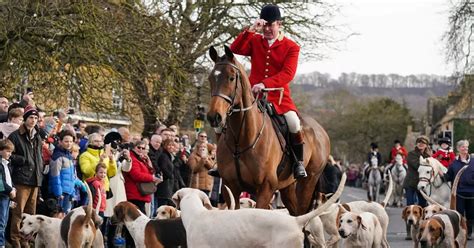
[291,131,307,179]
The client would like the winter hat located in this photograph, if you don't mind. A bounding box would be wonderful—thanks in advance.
[416,135,430,145]
[260,4,281,23]
[23,105,39,121]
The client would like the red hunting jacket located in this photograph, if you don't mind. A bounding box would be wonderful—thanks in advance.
[230,29,299,115]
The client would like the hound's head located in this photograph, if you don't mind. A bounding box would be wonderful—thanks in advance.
[155,205,180,220]
[20,213,51,241]
[239,198,256,208]
[337,205,366,239]
[111,201,142,225]
[418,217,445,247]
[423,205,444,220]
[172,188,213,210]
[402,205,423,225]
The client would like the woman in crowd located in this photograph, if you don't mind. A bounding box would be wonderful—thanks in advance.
[123,140,159,213]
[445,140,474,240]
[187,142,215,195]
[155,138,176,208]
[403,135,432,240]
[79,133,117,194]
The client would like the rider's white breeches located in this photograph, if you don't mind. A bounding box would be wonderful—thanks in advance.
[213,111,301,134]
[284,111,301,133]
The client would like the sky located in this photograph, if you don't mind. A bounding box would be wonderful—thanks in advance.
[297,0,454,78]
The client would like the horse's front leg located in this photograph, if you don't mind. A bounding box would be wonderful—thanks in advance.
[255,180,275,209]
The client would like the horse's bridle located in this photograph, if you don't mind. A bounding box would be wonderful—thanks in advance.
[210,62,266,156]
[212,62,256,116]
[418,164,434,184]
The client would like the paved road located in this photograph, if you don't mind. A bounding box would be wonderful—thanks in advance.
[339,186,474,248]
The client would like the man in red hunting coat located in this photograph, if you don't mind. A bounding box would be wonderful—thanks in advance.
[230,4,306,178]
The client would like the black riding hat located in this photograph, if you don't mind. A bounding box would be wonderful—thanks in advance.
[438,137,451,145]
[260,4,281,23]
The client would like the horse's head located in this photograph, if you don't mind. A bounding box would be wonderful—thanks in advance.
[417,157,434,191]
[394,154,404,165]
[207,45,251,128]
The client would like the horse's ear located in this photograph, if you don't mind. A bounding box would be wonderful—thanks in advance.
[224,45,234,61]
[209,46,218,63]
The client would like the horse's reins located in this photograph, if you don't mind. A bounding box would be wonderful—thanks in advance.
[418,164,447,196]
[211,61,268,191]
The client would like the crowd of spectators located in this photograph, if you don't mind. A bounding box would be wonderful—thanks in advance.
[0,92,220,248]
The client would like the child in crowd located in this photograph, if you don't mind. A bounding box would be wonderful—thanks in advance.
[433,137,456,168]
[86,163,107,221]
[0,139,15,248]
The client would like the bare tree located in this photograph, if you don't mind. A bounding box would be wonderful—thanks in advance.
[0,1,338,135]
[445,0,473,74]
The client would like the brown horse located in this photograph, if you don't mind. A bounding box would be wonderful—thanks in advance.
[206,46,330,215]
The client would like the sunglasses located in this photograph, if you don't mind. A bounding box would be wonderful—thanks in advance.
[199,135,207,138]
[137,146,146,150]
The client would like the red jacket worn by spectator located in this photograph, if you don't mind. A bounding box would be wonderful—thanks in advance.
[86,177,106,212]
[230,29,299,115]
[432,148,456,168]
[123,151,154,202]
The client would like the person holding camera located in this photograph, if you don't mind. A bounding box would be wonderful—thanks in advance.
[79,133,117,196]
[187,143,216,195]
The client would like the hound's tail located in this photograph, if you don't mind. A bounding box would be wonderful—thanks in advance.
[381,172,393,208]
[450,165,468,210]
[84,182,93,227]
[224,185,235,210]
[296,173,347,228]
[419,188,445,209]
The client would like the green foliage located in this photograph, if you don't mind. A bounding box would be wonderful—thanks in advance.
[320,90,413,163]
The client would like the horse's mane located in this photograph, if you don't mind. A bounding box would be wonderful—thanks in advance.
[232,58,253,100]
[426,157,448,174]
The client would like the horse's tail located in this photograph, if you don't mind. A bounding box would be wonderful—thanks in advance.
[381,171,393,208]
[450,165,468,210]
[296,173,347,228]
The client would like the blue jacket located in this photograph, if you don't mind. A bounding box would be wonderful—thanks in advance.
[48,146,77,197]
[446,155,474,193]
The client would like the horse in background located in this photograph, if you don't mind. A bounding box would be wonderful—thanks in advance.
[367,156,383,202]
[384,154,406,207]
[417,157,450,208]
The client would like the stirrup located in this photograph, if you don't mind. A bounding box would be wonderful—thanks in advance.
[294,162,307,179]
[208,168,220,177]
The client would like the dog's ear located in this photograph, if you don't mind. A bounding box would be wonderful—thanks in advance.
[169,207,177,218]
[172,191,181,209]
[114,205,125,222]
[36,216,45,222]
[357,215,367,230]
[22,213,29,220]
[402,206,409,220]
[336,205,347,227]
[415,205,423,220]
